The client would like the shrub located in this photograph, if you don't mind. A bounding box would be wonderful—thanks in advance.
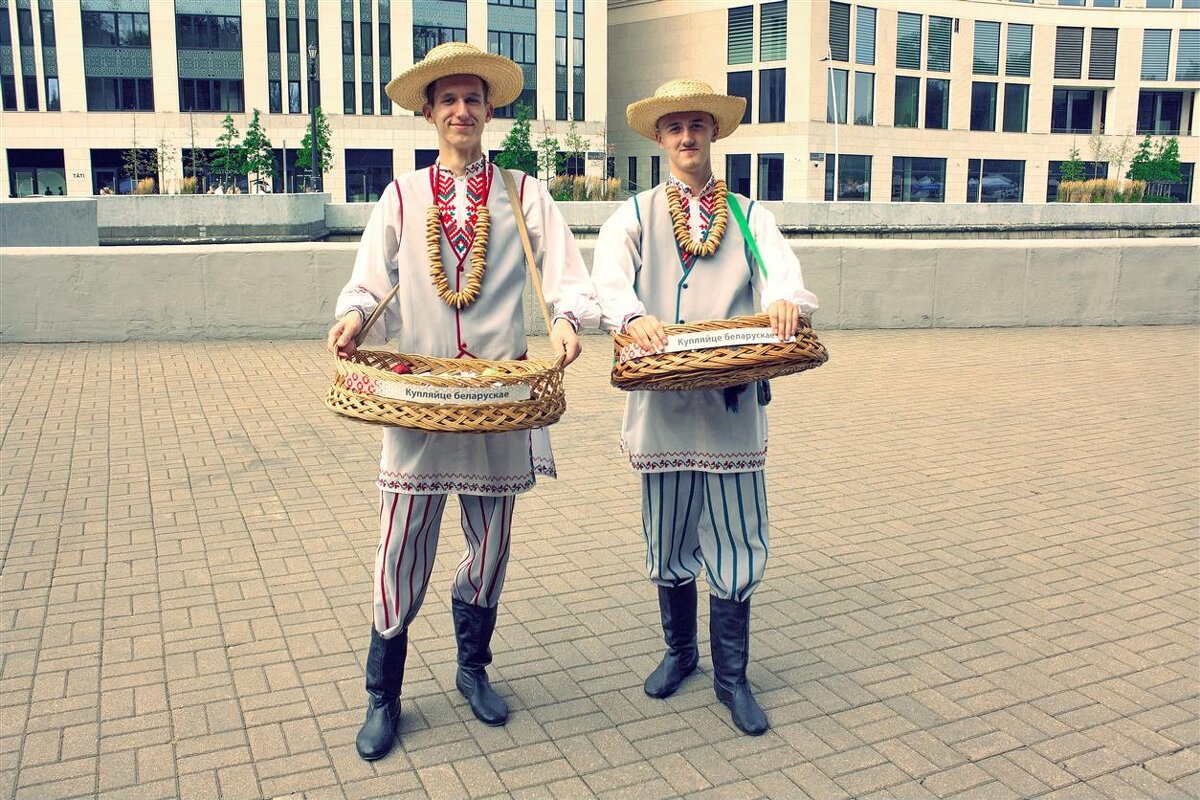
[547,174,621,201]
[179,176,199,194]
[132,177,157,195]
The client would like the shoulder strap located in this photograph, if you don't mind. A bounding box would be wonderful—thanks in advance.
[498,168,555,337]
[727,194,767,280]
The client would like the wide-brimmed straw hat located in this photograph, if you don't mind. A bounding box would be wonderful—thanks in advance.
[385,42,523,112]
[626,79,746,141]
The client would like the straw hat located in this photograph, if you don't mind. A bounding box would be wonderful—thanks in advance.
[385,42,524,112]
[626,79,747,141]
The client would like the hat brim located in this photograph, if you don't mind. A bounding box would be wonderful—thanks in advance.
[385,53,524,112]
[626,94,747,141]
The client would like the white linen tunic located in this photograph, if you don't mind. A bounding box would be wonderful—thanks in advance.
[591,178,818,474]
[336,160,600,495]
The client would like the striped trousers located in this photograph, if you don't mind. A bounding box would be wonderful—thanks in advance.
[372,492,515,639]
[641,470,769,602]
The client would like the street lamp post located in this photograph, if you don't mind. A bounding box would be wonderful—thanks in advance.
[307,43,321,193]
[820,48,840,203]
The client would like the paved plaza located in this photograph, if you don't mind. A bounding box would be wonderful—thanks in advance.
[1,325,1197,800]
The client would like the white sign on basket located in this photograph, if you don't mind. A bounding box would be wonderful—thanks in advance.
[665,327,795,353]
[375,381,532,405]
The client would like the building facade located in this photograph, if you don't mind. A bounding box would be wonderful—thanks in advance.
[608,0,1198,203]
[0,0,607,201]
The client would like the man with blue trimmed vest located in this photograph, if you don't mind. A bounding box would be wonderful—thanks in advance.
[591,79,819,736]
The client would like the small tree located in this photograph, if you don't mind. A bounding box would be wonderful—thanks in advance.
[562,120,589,176]
[1129,136,1182,199]
[210,113,245,188]
[183,113,210,186]
[1107,132,1135,187]
[122,117,156,192]
[536,124,563,187]
[1127,135,1156,182]
[154,137,176,193]
[241,109,276,192]
[1060,146,1086,183]
[297,107,333,189]
[1087,133,1108,178]
[494,103,537,175]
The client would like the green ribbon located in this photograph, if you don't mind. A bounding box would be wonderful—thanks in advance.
[727,195,768,280]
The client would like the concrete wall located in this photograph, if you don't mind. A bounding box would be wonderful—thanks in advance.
[330,200,1200,238]
[95,193,330,244]
[2,238,1195,342]
[0,198,99,247]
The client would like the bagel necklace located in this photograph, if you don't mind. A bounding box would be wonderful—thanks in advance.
[426,204,489,309]
[666,178,728,258]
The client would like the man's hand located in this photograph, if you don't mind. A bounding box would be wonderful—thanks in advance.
[550,318,583,366]
[327,311,363,359]
[626,315,668,353]
[766,300,800,341]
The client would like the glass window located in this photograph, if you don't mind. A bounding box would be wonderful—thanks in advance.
[179,79,243,112]
[39,9,56,46]
[267,16,280,53]
[1059,0,1085,6]
[727,71,752,125]
[826,68,847,124]
[925,78,949,129]
[1,76,17,111]
[1055,27,1084,79]
[176,14,240,51]
[489,29,536,118]
[344,149,393,203]
[728,6,753,65]
[1141,30,1170,81]
[415,149,439,169]
[1052,88,1096,133]
[16,8,32,46]
[1092,0,1120,6]
[894,75,919,128]
[974,21,1000,75]
[269,80,282,113]
[289,81,301,113]
[1003,84,1029,133]
[759,1,787,61]
[45,76,60,111]
[825,154,871,201]
[830,2,850,62]
[344,81,355,114]
[650,155,660,186]
[928,16,952,72]
[380,81,391,115]
[361,21,372,56]
[0,10,9,47]
[897,13,921,70]
[970,82,997,131]
[1089,29,1118,81]
[967,159,1024,203]
[853,72,874,125]
[757,153,784,200]
[414,26,466,61]
[1137,91,1183,135]
[1146,0,1173,7]
[759,68,786,123]
[1177,30,1200,81]
[287,18,300,53]
[726,154,751,197]
[23,76,38,111]
[855,6,875,66]
[627,156,637,191]
[1007,24,1032,77]
[891,157,945,202]
[362,82,373,115]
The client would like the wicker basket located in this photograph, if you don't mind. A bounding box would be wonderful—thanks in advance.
[611,313,828,392]
[325,167,566,433]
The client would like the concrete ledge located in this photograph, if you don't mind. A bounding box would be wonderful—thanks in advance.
[96,193,330,244]
[0,198,99,247]
[2,238,1195,342]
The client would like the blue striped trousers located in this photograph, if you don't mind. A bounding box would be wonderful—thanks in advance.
[641,470,769,602]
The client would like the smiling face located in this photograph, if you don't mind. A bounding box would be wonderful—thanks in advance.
[654,111,719,177]
[422,74,493,154]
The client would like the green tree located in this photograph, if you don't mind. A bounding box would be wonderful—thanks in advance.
[241,109,276,192]
[562,120,589,174]
[1059,146,1086,183]
[154,137,176,193]
[121,117,156,192]
[494,102,537,175]
[1152,137,1182,184]
[210,113,245,187]
[1126,135,1156,182]
[536,129,562,184]
[297,107,333,188]
[183,113,210,183]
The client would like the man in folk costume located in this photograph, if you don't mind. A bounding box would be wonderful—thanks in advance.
[325,43,600,760]
[591,80,819,736]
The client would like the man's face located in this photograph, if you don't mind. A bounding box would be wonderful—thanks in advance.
[423,74,492,149]
[654,112,719,173]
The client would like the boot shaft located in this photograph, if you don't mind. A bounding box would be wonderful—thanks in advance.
[452,598,498,671]
[365,627,408,699]
[658,582,698,652]
[709,595,751,691]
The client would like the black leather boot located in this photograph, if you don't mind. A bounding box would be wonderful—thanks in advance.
[644,582,699,698]
[451,599,509,726]
[355,628,407,760]
[709,595,769,736]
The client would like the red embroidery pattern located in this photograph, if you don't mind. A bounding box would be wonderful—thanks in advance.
[344,372,379,395]
[674,188,716,273]
[430,163,491,259]
[627,449,767,473]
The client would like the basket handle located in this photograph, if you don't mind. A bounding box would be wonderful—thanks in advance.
[353,276,403,347]
[497,168,557,340]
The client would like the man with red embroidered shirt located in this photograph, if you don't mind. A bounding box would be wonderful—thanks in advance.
[325,43,598,761]
[591,80,819,736]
